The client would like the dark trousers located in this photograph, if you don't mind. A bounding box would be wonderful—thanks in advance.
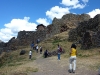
[40,50,42,54]
[36,49,38,53]
[29,55,32,59]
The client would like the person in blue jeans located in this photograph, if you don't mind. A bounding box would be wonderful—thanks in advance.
[57,44,61,60]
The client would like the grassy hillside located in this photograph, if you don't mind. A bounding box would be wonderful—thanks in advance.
[0,31,100,75]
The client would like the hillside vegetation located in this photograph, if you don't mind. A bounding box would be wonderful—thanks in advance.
[0,31,100,75]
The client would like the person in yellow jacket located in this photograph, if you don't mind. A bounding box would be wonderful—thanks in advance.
[69,43,77,73]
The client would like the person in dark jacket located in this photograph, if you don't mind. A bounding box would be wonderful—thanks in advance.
[44,50,48,58]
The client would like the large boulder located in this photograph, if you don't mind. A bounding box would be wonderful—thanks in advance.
[20,50,26,55]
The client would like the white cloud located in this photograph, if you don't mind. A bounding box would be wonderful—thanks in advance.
[73,3,86,9]
[36,18,50,26]
[61,0,79,6]
[0,17,37,42]
[46,6,70,20]
[82,0,89,3]
[5,17,37,32]
[61,0,88,9]
[0,32,13,42]
[46,0,89,20]
[87,9,100,18]
[0,28,13,35]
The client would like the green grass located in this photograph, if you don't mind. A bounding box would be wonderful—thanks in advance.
[8,62,23,66]
[0,47,37,68]
[31,57,36,60]
[0,73,6,75]
[25,67,38,73]
[77,54,90,57]
[52,39,62,44]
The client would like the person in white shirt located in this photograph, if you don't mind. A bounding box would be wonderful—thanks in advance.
[40,46,42,54]
[29,50,32,59]
[36,45,39,53]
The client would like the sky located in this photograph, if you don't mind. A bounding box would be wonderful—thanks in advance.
[0,0,100,42]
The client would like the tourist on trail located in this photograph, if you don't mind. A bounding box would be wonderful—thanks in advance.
[44,50,48,58]
[31,42,34,49]
[40,46,42,54]
[57,44,61,60]
[37,38,40,44]
[29,50,32,59]
[69,43,77,73]
[36,44,39,53]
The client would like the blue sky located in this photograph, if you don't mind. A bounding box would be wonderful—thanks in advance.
[0,0,100,42]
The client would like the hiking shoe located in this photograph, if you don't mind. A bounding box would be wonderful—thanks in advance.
[68,69,72,73]
[72,70,75,73]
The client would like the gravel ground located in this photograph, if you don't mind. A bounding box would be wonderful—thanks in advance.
[28,54,98,75]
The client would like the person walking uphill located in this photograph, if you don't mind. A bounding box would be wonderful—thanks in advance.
[69,43,77,73]
[36,44,39,53]
[39,46,42,54]
[29,50,32,59]
[57,44,62,60]
[44,50,48,58]
[31,42,34,50]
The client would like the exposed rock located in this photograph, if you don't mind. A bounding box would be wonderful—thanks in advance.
[51,13,90,35]
[36,24,46,31]
[81,31,92,49]
[68,14,100,49]
[20,50,26,55]
[68,29,78,41]
[0,48,3,55]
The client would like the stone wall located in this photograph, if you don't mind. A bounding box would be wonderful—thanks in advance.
[17,30,47,45]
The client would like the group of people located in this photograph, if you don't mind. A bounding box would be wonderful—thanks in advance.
[29,42,77,73]
[29,41,43,60]
[57,43,77,73]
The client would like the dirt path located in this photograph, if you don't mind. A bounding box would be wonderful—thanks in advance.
[26,54,98,75]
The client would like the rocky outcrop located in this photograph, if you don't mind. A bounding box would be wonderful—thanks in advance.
[51,14,90,35]
[68,14,100,49]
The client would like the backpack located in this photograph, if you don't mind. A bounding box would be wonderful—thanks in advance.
[59,47,62,52]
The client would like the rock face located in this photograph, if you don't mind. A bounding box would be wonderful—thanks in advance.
[36,24,46,31]
[68,14,100,49]
[51,14,90,35]
[0,13,91,51]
